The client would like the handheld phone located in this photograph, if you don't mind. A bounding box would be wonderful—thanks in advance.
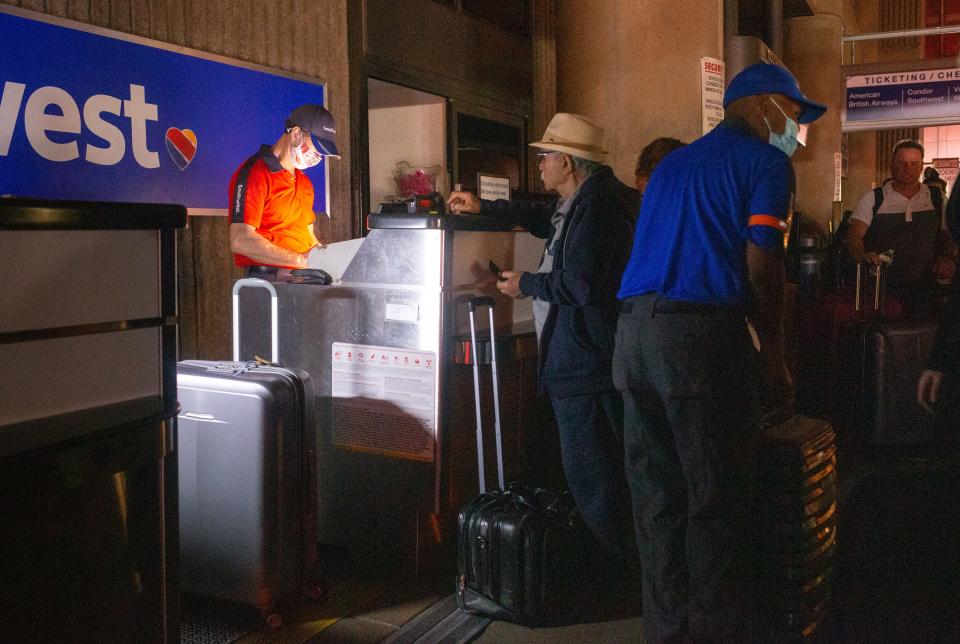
[488,260,506,281]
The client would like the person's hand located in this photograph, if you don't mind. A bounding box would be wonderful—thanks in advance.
[447,191,481,214]
[495,271,526,299]
[295,252,310,268]
[934,255,957,280]
[917,368,944,413]
[858,251,882,266]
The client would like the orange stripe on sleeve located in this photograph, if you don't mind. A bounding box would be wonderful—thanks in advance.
[747,214,788,232]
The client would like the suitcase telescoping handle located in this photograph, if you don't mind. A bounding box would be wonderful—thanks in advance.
[232,278,279,363]
[467,296,505,494]
[854,260,885,315]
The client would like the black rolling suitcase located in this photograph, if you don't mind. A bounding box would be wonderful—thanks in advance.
[758,415,839,640]
[838,263,956,456]
[177,278,320,628]
[455,297,585,626]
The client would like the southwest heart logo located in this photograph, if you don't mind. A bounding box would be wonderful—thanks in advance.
[165,127,197,171]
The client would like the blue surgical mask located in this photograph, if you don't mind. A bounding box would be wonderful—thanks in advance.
[764,97,800,157]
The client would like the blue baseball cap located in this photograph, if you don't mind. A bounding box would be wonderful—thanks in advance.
[723,62,827,124]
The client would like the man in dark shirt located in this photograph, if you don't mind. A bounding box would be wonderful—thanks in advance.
[846,139,956,316]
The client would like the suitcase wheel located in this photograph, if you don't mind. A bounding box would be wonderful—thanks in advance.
[266,613,282,629]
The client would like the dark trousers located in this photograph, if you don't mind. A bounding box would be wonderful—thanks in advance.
[549,389,634,563]
[613,294,762,644]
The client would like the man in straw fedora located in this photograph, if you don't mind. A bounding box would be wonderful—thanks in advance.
[448,112,638,575]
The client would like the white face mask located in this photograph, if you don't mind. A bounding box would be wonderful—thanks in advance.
[763,97,800,157]
[290,131,323,169]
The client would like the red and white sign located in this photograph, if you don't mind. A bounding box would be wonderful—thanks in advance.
[701,57,726,134]
[932,157,959,191]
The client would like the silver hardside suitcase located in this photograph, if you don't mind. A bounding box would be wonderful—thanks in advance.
[177,278,319,627]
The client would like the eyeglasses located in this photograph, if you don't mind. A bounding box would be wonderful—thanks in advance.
[536,151,556,160]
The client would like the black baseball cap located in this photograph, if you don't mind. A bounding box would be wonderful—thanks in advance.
[285,104,340,158]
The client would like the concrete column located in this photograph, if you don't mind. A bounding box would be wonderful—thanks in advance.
[784,9,844,235]
[555,0,723,183]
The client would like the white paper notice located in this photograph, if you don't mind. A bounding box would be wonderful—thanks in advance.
[834,152,843,202]
[701,57,725,135]
[478,174,511,201]
[331,342,436,461]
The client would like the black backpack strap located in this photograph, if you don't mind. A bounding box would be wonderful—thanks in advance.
[872,186,884,219]
[930,185,944,215]
[947,181,960,243]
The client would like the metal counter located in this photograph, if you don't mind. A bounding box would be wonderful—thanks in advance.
[238,213,541,565]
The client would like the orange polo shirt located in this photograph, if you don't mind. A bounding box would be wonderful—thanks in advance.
[229,145,315,268]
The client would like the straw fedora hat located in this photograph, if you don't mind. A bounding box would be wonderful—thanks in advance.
[530,113,608,163]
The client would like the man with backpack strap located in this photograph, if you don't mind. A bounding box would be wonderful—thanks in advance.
[846,139,957,316]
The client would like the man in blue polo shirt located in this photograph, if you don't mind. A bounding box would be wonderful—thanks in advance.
[613,63,826,642]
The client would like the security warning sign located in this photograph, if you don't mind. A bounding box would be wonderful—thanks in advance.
[331,342,436,461]
[701,57,725,134]
[932,157,960,190]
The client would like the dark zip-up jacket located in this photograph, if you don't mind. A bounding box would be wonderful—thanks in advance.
[481,166,639,396]
[929,270,960,377]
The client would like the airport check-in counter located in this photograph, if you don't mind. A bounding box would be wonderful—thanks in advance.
[237,212,544,565]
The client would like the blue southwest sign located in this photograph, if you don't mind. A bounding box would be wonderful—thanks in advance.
[845,68,960,131]
[0,7,328,212]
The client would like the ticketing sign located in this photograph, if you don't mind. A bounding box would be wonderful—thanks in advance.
[844,67,960,132]
[0,7,328,213]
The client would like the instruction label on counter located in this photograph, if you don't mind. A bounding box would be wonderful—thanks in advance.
[331,342,436,461]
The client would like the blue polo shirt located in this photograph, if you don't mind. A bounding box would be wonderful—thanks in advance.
[617,117,794,308]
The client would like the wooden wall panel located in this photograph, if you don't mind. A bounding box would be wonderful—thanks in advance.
[176,224,199,359]
[66,0,89,21]
[164,0,184,46]
[529,0,555,193]
[2,0,352,359]
[187,217,239,360]
[88,0,108,26]
[110,0,132,31]
[365,0,533,115]
[43,0,64,16]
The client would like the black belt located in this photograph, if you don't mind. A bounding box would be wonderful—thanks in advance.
[620,294,745,317]
[244,265,291,278]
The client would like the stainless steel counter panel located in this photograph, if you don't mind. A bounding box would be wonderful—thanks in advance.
[238,216,542,567]
[341,228,445,287]
[239,282,438,566]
